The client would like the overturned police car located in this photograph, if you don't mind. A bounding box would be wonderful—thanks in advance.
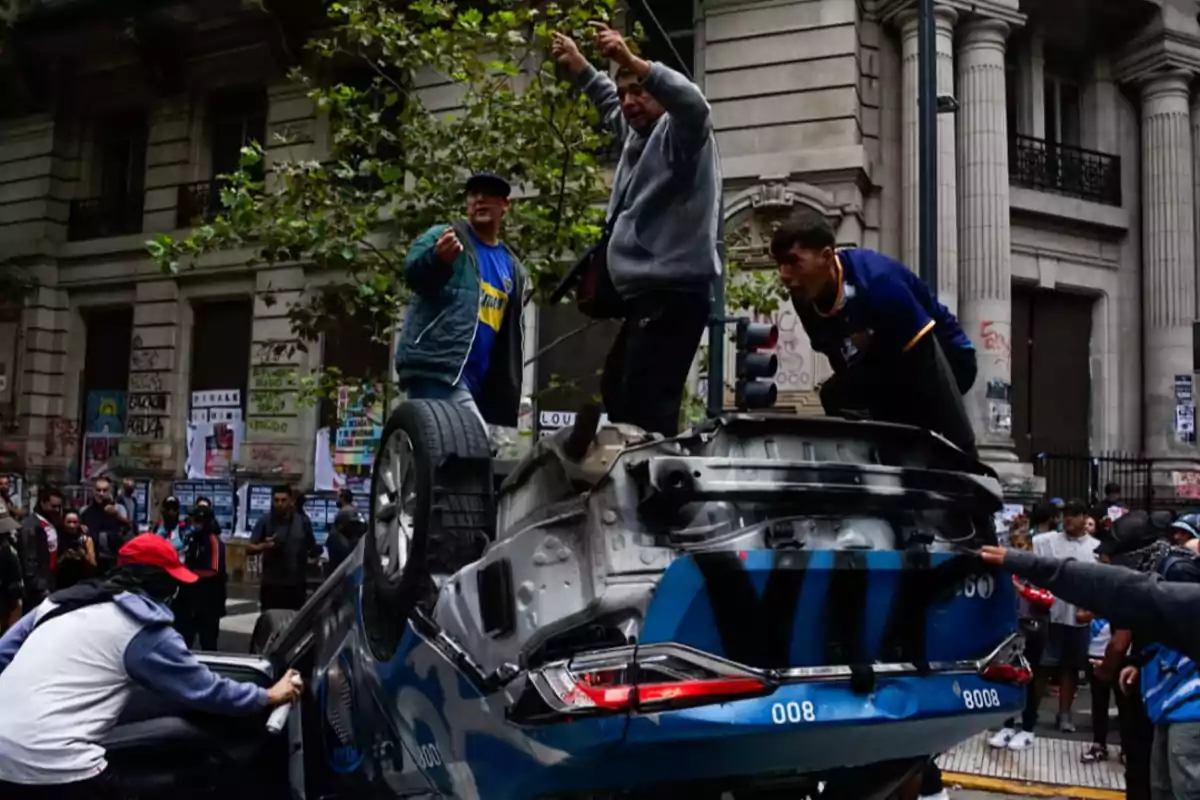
[102,399,1026,800]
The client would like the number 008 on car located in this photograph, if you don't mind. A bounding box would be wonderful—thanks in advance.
[769,701,818,725]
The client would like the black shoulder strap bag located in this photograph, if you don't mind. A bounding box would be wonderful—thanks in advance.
[550,172,633,320]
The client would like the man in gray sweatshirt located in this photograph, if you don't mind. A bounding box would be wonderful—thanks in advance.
[552,24,720,436]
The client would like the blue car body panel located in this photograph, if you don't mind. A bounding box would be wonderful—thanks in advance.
[639,550,1018,666]
[304,547,1021,799]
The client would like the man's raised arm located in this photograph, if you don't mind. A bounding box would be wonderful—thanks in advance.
[552,31,627,142]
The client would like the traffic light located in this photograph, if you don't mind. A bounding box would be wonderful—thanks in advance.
[734,319,779,410]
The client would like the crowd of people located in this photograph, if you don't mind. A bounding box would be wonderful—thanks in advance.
[0,476,370,640]
[984,488,1200,799]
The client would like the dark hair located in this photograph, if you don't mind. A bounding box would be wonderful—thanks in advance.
[93,476,111,488]
[1104,482,1121,496]
[338,489,355,505]
[770,211,836,261]
[1030,501,1059,527]
[195,495,212,507]
[39,486,64,506]
[271,484,292,498]
[1062,498,1089,517]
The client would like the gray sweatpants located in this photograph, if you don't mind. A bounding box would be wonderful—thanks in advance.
[1151,722,1200,800]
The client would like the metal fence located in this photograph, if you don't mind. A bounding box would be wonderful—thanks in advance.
[1034,452,1200,512]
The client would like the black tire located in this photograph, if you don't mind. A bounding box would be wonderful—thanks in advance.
[249,608,298,656]
[364,399,493,654]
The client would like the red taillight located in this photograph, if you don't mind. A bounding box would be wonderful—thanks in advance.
[980,662,1032,686]
[534,652,773,718]
[574,677,768,711]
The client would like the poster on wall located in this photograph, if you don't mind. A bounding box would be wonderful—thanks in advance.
[240,482,368,546]
[1175,375,1196,445]
[82,435,120,482]
[334,385,383,468]
[172,479,237,532]
[85,391,127,435]
[187,389,244,479]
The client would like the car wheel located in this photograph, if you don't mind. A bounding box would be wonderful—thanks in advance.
[249,608,299,656]
[365,400,493,650]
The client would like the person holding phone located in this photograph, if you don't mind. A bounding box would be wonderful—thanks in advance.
[551,22,720,437]
[247,486,319,612]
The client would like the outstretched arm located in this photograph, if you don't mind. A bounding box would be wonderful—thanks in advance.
[984,546,1200,662]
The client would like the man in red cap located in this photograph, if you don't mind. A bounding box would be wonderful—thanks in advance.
[0,534,303,797]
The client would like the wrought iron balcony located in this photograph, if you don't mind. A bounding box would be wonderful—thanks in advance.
[1009,134,1122,207]
[176,179,227,228]
[66,194,144,241]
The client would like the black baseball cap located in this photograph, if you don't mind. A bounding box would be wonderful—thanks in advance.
[465,171,511,199]
[1095,509,1158,558]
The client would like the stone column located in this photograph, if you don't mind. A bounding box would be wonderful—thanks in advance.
[899,6,959,311]
[956,19,1015,461]
[1142,72,1196,457]
[125,280,182,477]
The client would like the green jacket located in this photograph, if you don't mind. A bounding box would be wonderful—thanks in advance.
[395,220,526,427]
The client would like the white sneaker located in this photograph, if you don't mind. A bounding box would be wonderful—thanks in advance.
[988,727,1017,748]
[918,792,950,800]
[1008,730,1036,751]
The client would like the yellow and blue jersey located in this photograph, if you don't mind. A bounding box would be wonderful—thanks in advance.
[797,248,972,371]
[460,231,514,395]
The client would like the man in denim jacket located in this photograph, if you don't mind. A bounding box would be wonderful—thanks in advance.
[395,172,526,429]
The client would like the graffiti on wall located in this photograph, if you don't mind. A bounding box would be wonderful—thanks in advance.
[126,415,167,439]
[979,321,1012,367]
[44,417,81,458]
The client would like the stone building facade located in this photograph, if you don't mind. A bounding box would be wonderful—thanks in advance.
[0,0,1196,500]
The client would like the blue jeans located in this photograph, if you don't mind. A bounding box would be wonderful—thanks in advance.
[403,378,486,430]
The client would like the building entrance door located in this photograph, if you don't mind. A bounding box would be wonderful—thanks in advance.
[1011,285,1093,462]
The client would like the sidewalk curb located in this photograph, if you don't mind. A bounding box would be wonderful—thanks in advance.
[942,772,1124,799]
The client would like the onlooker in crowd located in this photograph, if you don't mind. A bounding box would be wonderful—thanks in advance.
[115,478,138,533]
[247,486,319,611]
[153,495,188,557]
[0,534,303,797]
[1168,512,1199,549]
[54,511,96,591]
[552,25,719,437]
[1032,498,1098,733]
[176,501,226,651]
[326,489,365,578]
[1031,500,1060,536]
[989,526,1053,751]
[981,519,1200,800]
[395,170,524,432]
[1085,515,1098,537]
[1081,610,1116,764]
[1097,481,1125,519]
[0,503,21,632]
[81,477,128,576]
[0,477,24,523]
[769,211,977,456]
[18,488,61,613]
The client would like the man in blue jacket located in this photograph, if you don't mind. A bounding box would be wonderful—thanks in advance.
[552,24,720,436]
[772,211,978,456]
[395,172,526,430]
[0,534,301,796]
